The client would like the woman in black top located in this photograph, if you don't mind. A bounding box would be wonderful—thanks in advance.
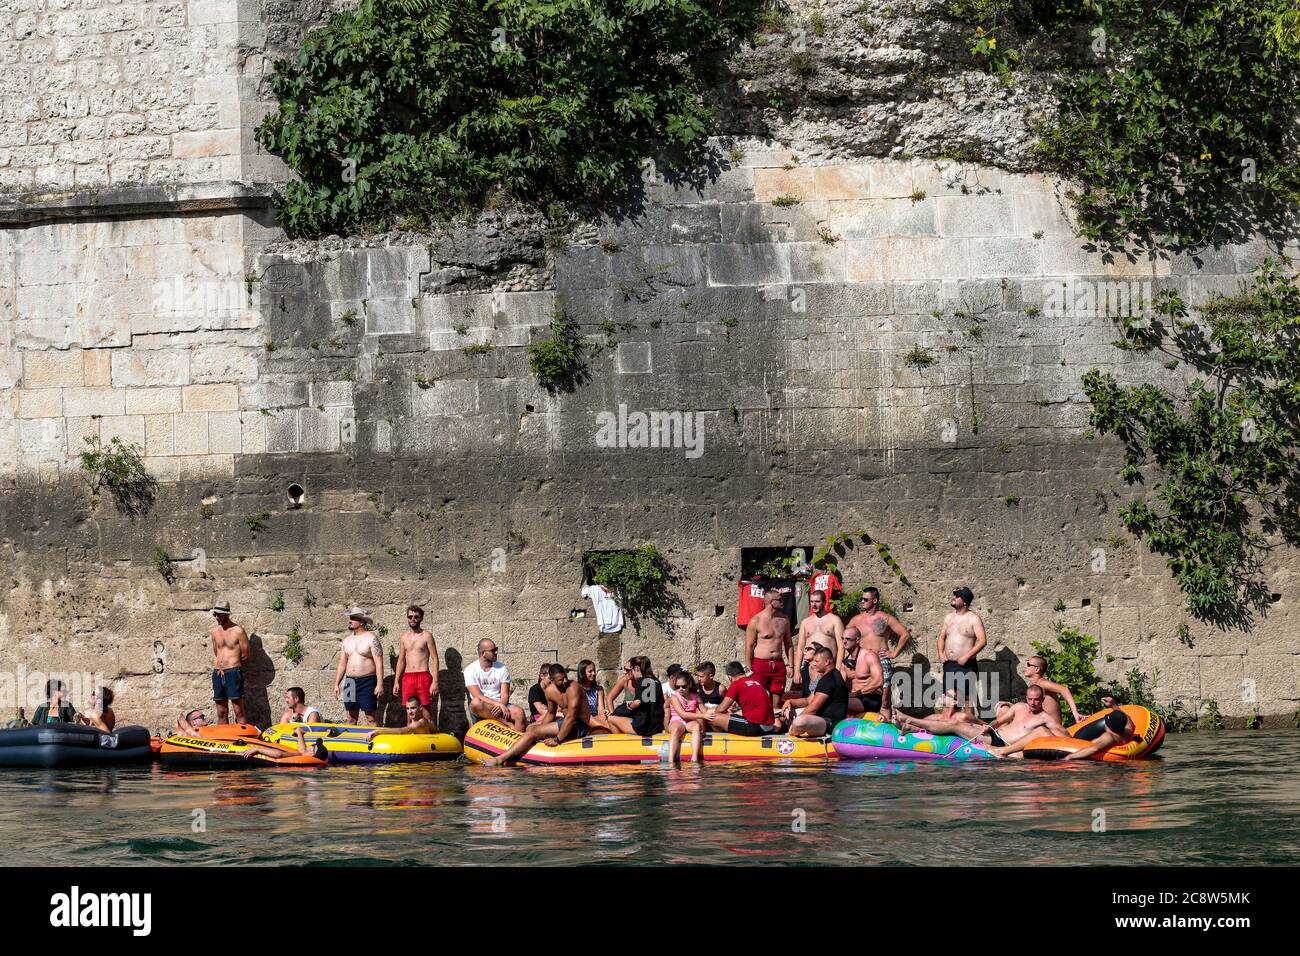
[605,656,664,736]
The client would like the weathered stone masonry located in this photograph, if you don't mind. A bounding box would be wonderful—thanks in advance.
[1,0,1298,731]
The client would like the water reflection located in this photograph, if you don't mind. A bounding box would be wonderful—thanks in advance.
[0,731,1297,865]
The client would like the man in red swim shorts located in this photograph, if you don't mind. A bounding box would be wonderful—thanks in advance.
[393,605,439,727]
[745,588,793,710]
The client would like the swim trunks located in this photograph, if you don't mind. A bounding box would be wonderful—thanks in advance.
[988,730,1005,747]
[727,716,779,737]
[751,657,787,695]
[211,667,244,702]
[341,674,378,712]
[852,692,882,713]
[942,660,980,706]
[400,671,434,706]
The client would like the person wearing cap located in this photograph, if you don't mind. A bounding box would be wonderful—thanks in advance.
[210,600,250,725]
[333,607,385,726]
[937,586,985,718]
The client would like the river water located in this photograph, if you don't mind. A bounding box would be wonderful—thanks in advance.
[4,730,1298,866]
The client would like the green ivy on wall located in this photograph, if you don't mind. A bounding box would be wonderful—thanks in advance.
[1031,0,1300,251]
[1083,262,1300,627]
[256,0,762,236]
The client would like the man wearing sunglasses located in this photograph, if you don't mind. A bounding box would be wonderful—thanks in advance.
[464,639,527,730]
[744,589,793,712]
[846,588,910,722]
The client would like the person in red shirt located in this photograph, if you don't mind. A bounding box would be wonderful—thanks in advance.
[706,661,782,736]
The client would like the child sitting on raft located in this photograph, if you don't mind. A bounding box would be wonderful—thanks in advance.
[666,672,711,764]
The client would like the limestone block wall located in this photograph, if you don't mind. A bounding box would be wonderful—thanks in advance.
[2,148,1298,731]
[0,0,252,195]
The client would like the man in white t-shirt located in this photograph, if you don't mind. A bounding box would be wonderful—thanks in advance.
[464,638,527,730]
[581,582,624,633]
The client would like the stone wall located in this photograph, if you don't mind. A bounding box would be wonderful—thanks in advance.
[3,147,1298,731]
[1,0,1298,732]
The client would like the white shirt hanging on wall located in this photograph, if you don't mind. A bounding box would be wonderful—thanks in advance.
[581,583,625,633]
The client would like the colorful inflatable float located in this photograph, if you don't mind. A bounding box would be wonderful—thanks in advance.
[261,722,462,763]
[463,719,837,765]
[831,718,992,762]
[0,723,152,768]
[1023,705,1165,761]
[155,724,327,769]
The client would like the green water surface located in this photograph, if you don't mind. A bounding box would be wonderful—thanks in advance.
[4,730,1298,866]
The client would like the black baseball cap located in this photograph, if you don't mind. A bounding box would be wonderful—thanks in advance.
[953,586,975,605]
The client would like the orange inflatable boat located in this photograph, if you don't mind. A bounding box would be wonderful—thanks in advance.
[1023,705,1165,761]
[150,723,260,755]
[155,724,326,769]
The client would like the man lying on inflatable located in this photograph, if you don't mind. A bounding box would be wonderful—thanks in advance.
[989,699,1134,760]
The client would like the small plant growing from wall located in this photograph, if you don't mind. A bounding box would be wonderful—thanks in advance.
[303,589,317,609]
[245,512,271,538]
[78,436,157,516]
[1200,699,1224,730]
[527,310,588,393]
[152,547,175,584]
[271,592,286,612]
[283,624,305,665]
[903,347,936,370]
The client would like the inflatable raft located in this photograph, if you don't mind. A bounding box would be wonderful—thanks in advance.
[156,732,327,769]
[831,718,992,762]
[262,722,462,763]
[1023,705,1165,761]
[149,723,260,755]
[0,723,152,768]
[463,719,836,765]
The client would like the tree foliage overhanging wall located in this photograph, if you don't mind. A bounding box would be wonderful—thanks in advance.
[256,0,761,236]
[1028,0,1300,251]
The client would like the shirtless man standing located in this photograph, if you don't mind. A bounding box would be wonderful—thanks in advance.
[936,586,986,718]
[482,664,596,766]
[333,606,384,726]
[795,591,845,670]
[393,604,439,727]
[210,601,250,725]
[847,588,910,722]
[745,589,794,711]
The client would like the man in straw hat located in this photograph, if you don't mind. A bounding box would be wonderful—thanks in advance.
[333,606,385,725]
[210,600,249,725]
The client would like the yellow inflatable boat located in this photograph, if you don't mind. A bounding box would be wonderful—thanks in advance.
[262,723,462,763]
[463,719,836,765]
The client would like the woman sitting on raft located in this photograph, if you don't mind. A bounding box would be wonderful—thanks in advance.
[576,660,613,734]
[605,657,665,737]
[77,687,115,732]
